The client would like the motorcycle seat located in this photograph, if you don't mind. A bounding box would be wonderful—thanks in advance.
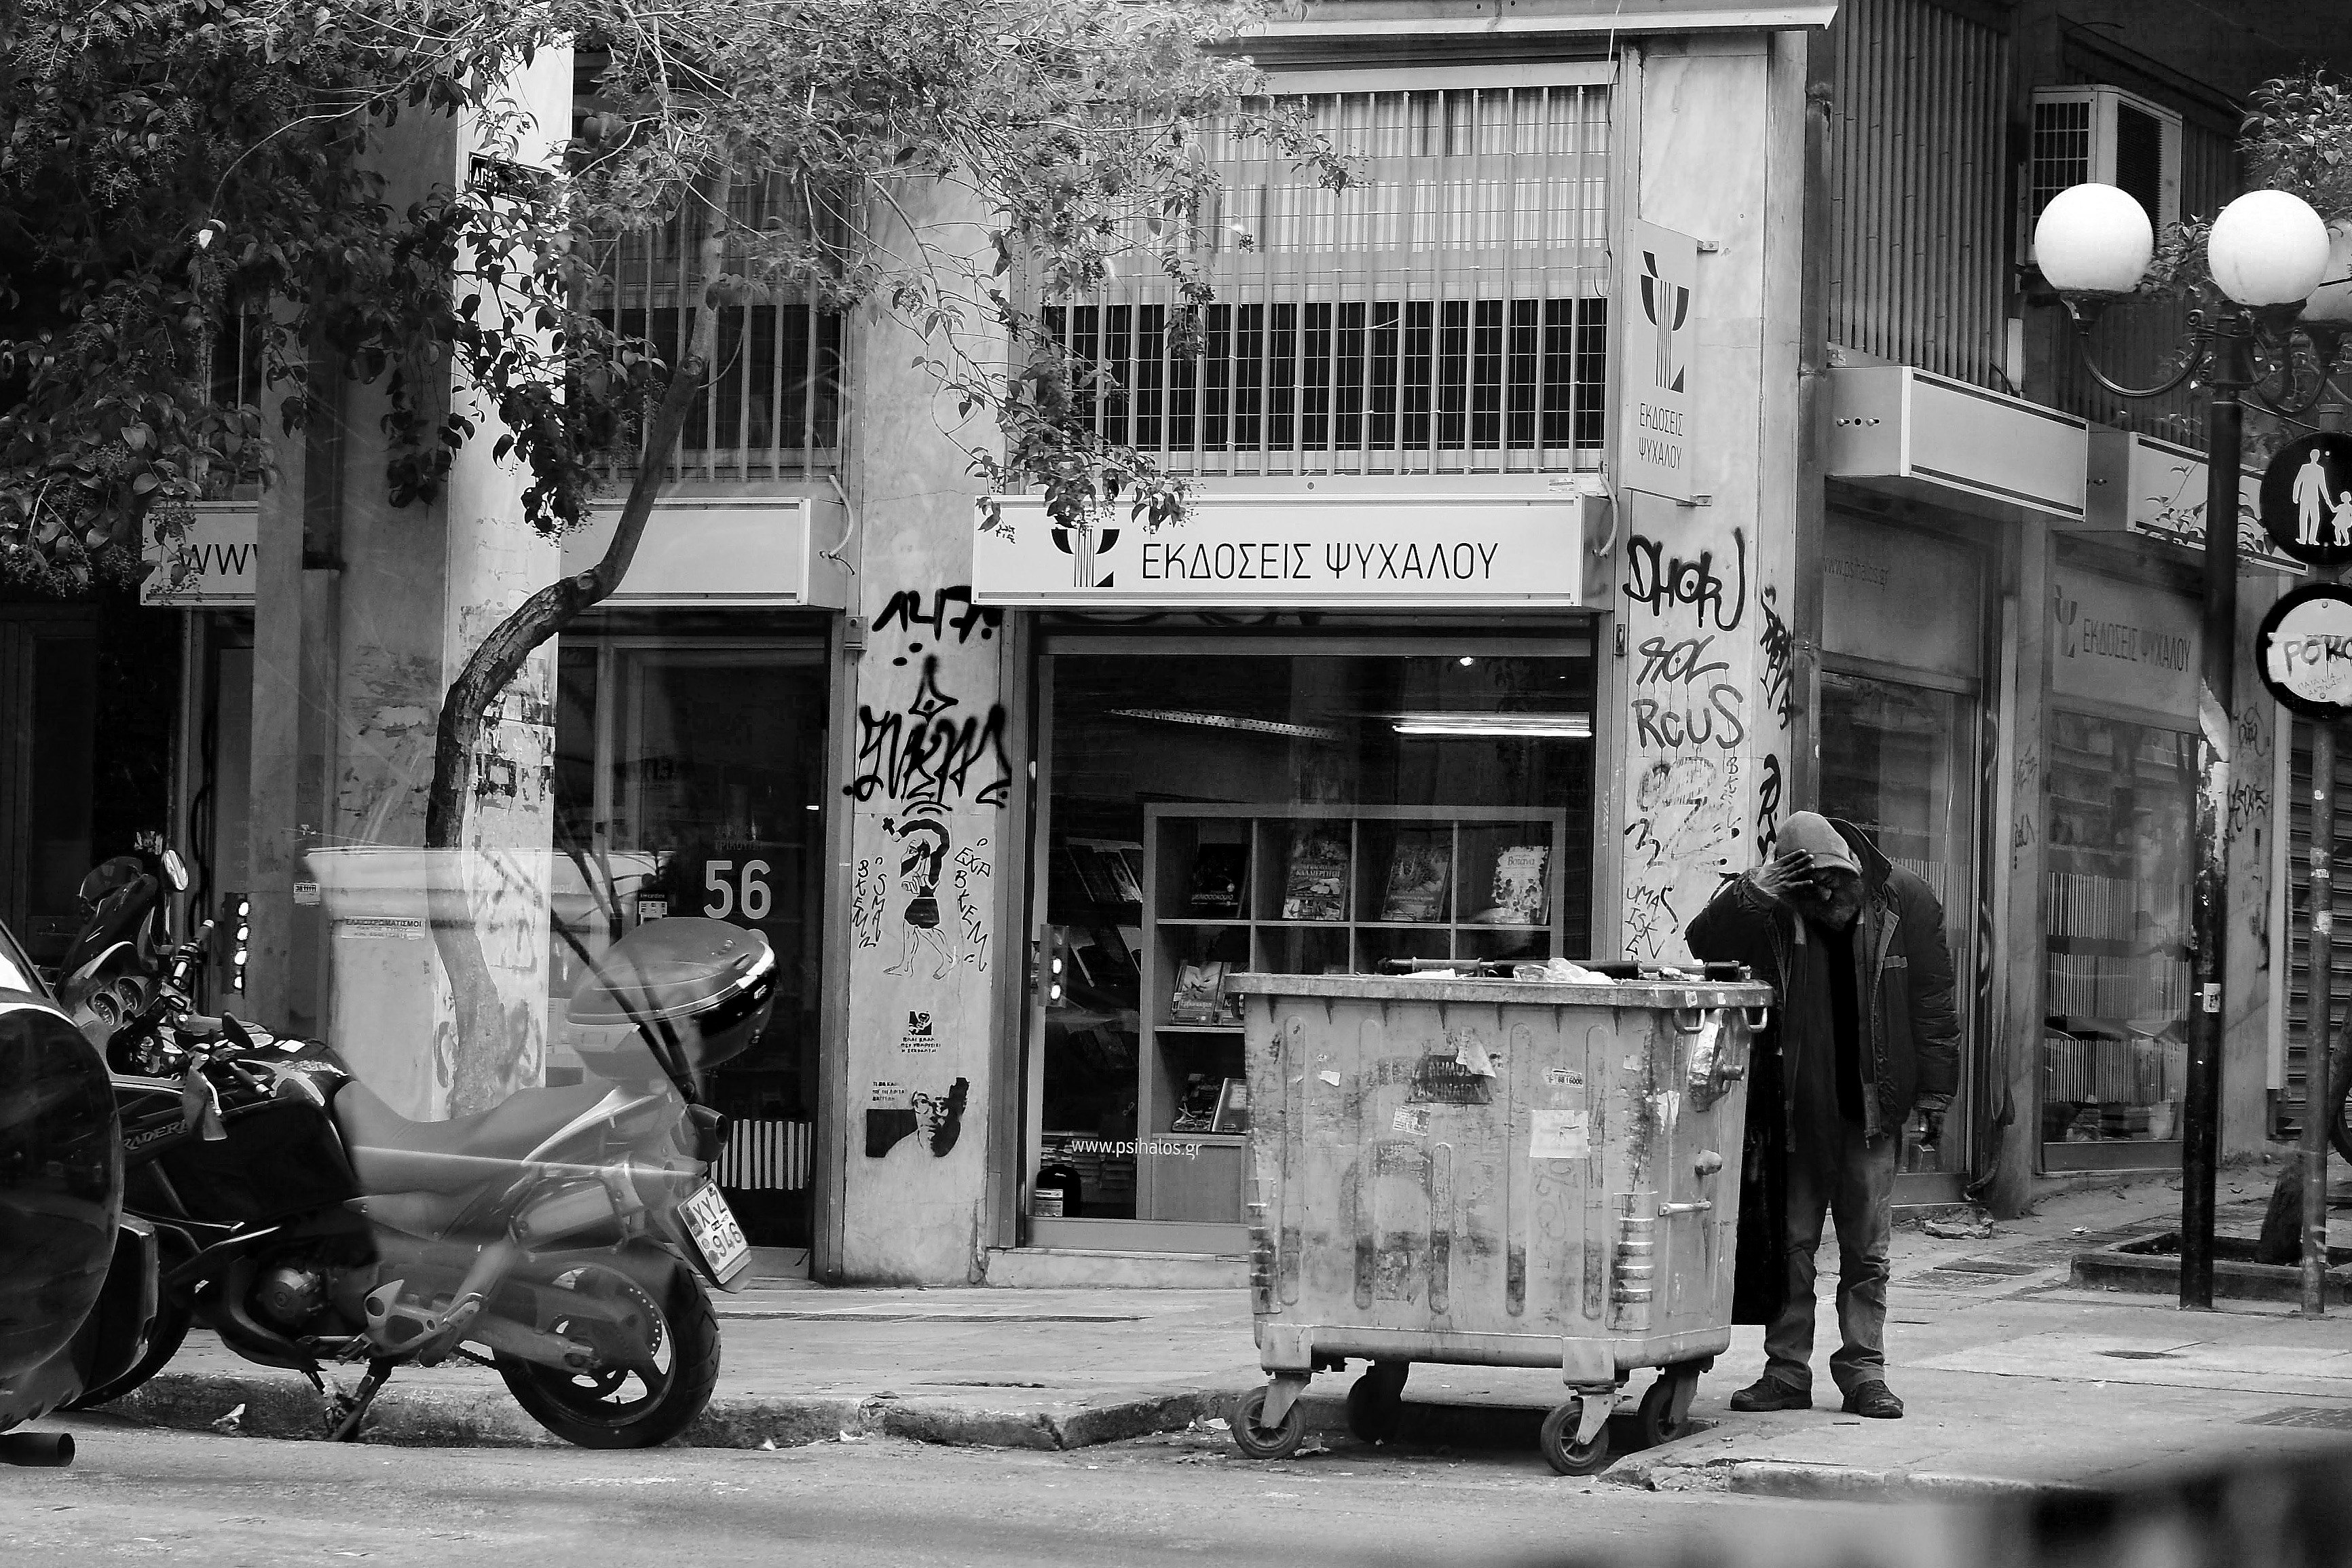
[331,1078,622,1197]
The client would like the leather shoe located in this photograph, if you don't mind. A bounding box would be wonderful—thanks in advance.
[1728,1376,1811,1412]
[1842,1381,1904,1419]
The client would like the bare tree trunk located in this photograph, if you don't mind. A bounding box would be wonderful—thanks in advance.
[423,166,733,1110]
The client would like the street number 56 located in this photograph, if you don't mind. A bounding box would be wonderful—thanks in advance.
[703,859,773,921]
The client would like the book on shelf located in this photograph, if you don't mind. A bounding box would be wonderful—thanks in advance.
[1112,842,1147,901]
[1065,838,1144,907]
[1486,844,1550,925]
[1113,925,1145,969]
[1170,960,1231,1023]
[1171,1072,1223,1132]
[1211,1076,1250,1134]
[1280,828,1350,921]
[1187,842,1249,918]
[1380,834,1452,923]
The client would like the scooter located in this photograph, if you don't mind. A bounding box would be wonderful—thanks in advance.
[62,856,770,1449]
[0,853,170,1468]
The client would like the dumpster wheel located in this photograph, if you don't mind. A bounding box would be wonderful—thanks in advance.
[1539,1397,1612,1476]
[1231,1384,1309,1460]
[1634,1368,1700,1449]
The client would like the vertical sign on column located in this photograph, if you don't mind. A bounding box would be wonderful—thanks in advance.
[1621,221,1701,504]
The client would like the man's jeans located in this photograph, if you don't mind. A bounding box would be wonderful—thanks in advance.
[1763,1123,1900,1397]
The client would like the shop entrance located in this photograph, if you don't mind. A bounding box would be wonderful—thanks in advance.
[550,634,830,1246]
[1817,514,1989,1205]
[1023,630,1596,1254]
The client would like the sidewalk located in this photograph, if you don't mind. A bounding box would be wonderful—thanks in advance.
[103,1166,2352,1499]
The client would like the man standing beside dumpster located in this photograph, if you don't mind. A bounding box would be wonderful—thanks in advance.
[1685,811,1958,1421]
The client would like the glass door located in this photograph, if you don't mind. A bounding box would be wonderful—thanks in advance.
[551,639,829,1244]
[1818,667,1979,1199]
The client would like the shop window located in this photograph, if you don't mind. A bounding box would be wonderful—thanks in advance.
[1818,671,1976,1176]
[2040,711,2195,1151]
[550,641,829,1245]
[1033,642,1594,1229]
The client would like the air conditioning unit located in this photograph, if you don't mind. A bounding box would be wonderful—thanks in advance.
[2026,86,2183,251]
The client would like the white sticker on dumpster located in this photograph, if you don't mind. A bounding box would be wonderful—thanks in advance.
[1454,1037,1498,1077]
[1529,1108,1588,1160]
[1391,1106,1431,1136]
[1544,1067,1583,1089]
[1318,1070,1342,1087]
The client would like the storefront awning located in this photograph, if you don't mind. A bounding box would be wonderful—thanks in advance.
[1827,365,2089,523]
[2071,428,2302,576]
[970,486,1607,610]
[567,495,851,609]
[140,494,851,610]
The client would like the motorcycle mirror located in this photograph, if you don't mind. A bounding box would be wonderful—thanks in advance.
[160,849,188,893]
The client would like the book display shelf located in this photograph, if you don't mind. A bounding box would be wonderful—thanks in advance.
[1134,803,1571,1222]
[2038,712,2195,1151]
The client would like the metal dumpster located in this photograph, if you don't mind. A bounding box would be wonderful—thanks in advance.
[1227,967,1770,1474]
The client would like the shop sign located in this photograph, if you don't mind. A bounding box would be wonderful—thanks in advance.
[969,491,1594,608]
[565,496,850,608]
[2257,434,2352,568]
[2256,584,2352,720]
[138,500,259,606]
[1619,220,1699,503]
[2049,570,2202,720]
[1821,517,1979,680]
[2078,430,2299,574]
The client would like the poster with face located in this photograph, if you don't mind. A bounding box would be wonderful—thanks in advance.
[864,1076,969,1157]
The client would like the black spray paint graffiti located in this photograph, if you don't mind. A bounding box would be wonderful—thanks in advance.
[853,854,887,949]
[1755,752,1783,858]
[864,1078,969,1158]
[953,843,992,973]
[846,655,1013,809]
[875,584,1003,662]
[1622,527,1748,631]
[1628,632,1747,752]
[1757,584,1795,731]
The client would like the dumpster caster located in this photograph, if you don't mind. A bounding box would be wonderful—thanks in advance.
[1634,1367,1700,1449]
[1344,1361,1410,1443]
[1231,1381,1310,1461]
[1539,1394,1613,1477]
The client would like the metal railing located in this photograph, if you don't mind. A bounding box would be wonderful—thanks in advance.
[1044,83,1613,479]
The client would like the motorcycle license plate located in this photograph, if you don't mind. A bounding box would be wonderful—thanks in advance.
[679,1180,751,1286]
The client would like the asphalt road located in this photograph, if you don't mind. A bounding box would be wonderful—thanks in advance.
[0,1415,1979,1568]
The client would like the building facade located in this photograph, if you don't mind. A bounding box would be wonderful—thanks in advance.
[59,0,2347,1286]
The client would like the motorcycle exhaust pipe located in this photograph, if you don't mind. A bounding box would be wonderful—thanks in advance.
[0,1431,75,1467]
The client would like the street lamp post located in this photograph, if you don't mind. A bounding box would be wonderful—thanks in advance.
[2034,183,2340,1311]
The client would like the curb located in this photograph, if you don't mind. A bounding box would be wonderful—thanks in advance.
[1604,1451,2100,1504]
[107,1370,1239,1453]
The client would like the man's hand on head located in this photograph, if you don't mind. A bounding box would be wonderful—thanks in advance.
[1747,851,1815,906]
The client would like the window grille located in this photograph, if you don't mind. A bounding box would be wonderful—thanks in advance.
[1045,83,1611,478]
[586,173,844,481]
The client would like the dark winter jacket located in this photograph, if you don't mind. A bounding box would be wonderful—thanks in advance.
[1685,817,1960,1142]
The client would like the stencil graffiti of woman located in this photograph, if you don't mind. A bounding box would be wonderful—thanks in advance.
[884,817,957,980]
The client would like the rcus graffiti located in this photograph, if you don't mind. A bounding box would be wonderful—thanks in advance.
[1757,584,1795,731]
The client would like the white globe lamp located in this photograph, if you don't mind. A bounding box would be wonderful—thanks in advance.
[2207,189,2331,307]
[2034,183,2154,294]
[2301,221,2352,324]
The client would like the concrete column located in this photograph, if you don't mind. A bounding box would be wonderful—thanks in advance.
[833,181,1012,1284]
[2224,568,2285,1154]
[1610,35,1808,965]
[247,53,569,1114]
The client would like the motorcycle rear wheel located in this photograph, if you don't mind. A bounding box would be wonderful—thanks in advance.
[495,1249,719,1450]
[62,1292,191,1411]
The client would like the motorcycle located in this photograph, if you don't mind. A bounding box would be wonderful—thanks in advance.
[0,850,172,1468]
[64,852,772,1449]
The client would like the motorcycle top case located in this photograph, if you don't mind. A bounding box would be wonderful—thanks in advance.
[565,917,778,1079]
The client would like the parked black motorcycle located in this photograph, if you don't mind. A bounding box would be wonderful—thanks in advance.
[63,856,771,1449]
[0,850,173,1467]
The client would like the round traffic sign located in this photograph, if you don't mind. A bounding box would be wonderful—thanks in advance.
[2258,433,2352,565]
[2257,584,2352,718]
